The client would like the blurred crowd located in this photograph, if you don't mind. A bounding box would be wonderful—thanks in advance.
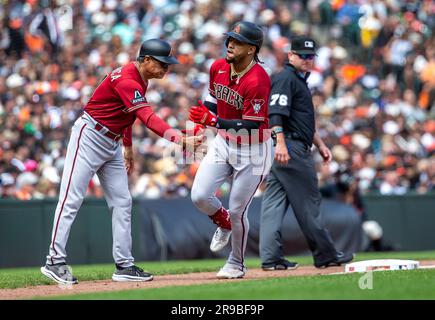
[0,0,434,202]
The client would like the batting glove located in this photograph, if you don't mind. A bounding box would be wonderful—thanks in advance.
[181,123,205,136]
[189,101,217,127]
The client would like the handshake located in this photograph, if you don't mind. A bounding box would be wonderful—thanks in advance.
[180,100,217,150]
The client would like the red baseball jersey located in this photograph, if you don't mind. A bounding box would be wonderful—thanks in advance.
[208,58,270,143]
[84,62,151,134]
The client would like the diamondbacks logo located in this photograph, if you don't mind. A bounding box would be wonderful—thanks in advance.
[234,25,241,33]
[251,99,264,114]
[131,90,146,104]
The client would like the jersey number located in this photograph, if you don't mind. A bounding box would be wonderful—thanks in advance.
[110,67,122,81]
[270,94,288,106]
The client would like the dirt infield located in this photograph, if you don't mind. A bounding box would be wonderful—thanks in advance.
[2,261,434,300]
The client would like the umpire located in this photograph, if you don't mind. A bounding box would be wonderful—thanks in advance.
[259,36,354,270]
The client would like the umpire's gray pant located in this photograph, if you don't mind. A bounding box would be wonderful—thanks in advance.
[259,137,338,266]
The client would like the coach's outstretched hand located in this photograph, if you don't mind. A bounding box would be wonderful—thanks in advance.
[189,101,217,127]
[180,134,204,151]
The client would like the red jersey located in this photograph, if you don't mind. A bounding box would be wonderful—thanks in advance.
[208,58,271,143]
[84,62,150,135]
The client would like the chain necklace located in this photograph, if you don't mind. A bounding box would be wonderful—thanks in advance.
[230,60,256,84]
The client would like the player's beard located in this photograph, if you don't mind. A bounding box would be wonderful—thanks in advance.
[225,54,237,64]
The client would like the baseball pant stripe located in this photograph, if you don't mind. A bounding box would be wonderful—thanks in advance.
[50,123,87,265]
[239,143,269,267]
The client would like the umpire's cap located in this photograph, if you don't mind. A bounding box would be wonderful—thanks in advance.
[138,39,179,65]
[290,36,317,55]
[224,21,264,52]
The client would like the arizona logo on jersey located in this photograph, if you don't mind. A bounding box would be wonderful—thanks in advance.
[251,99,264,114]
[131,90,146,104]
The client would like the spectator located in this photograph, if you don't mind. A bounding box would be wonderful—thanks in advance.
[0,172,15,198]
[0,0,434,200]
[15,171,38,200]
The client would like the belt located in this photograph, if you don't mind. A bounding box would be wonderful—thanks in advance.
[94,123,123,141]
[82,112,123,142]
[285,131,310,149]
[285,131,303,140]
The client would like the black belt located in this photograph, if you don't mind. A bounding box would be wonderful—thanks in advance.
[285,132,310,149]
[285,131,303,140]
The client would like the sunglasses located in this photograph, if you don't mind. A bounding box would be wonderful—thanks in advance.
[292,51,315,60]
[147,56,170,68]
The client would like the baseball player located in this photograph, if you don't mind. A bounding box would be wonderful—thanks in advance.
[189,21,273,279]
[41,39,202,285]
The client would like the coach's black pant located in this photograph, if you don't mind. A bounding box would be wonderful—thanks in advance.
[259,137,338,266]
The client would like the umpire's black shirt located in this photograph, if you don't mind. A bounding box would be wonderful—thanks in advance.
[269,63,315,146]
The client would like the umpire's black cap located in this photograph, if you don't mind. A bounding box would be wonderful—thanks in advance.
[290,36,317,55]
[224,21,264,51]
[138,39,179,65]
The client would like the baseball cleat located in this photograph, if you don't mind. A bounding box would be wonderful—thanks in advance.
[210,227,232,252]
[40,263,78,285]
[314,252,355,268]
[216,264,246,279]
[112,265,154,282]
[261,259,299,271]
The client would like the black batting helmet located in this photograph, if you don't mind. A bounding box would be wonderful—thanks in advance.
[137,39,179,65]
[224,21,264,53]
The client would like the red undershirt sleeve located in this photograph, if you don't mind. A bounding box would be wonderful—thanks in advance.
[122,125,132,147]
[136,107,181,143]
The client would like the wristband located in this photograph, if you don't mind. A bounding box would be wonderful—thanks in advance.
[273,127,284,134]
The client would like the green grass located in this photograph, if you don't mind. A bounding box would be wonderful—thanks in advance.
[49,269,435,300]
[1,251,434,290]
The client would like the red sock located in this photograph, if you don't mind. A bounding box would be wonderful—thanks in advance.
[209,207,231,230]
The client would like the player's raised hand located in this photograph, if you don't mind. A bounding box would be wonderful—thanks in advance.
[181,123,205,136]
[189,101,217,127]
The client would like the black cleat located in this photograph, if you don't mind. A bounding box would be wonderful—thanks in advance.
[262,259,299,271]
[112,265,153,282]
[314,252,354,268]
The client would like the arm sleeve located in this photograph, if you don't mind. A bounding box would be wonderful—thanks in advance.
[122,125,132,147]
[204,93,217,114]
[136,107,181,143]
[114,79,151,113]
[268,75,293,117]
[242,83,270,122]
[216,118,260,131]
[269,114,284,128]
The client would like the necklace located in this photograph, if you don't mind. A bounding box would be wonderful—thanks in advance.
[230,60,256,84]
